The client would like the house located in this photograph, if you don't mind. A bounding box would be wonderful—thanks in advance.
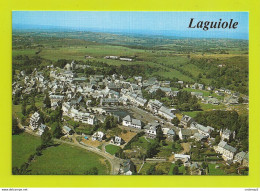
[193,133,208,142]
[134,76,142,82]
[144,122,160,139]
[242,153,249,167]
[160,87,172,96]
[134,97,147,107]
[145,77,158,86]
[180,115,194,127]
[206,97,220,105]
[30,112,42,130]
[178,129,194,140]
[225,89,232,95]
[190,122,214,137]
[207,86,214,91]
[147,99,163,113]
[50,95,64,103]
[190,162,202,175]
[161,81,171,87]
[183,158,191,167]
[80,113,97,125]
[162,128,175,140]
[62,102,71,116]
[71,96,83,106]
[118,96,128,105]
[37,124,46,135]
[191,92,203,99]
[158,106,176,121]
[214,141,237,161]
[62,126,72,135]
[119,57,133,62]
[220,129,232,141]
[92,131,105,141]
[110,136,124,146]
[122,115,142,129]
[224,96,239,105]
[234,151,247,164]
[191,83,204,90]
[104,56,118,60]
[100,98,119,106]
[119,159,135,175]
[174,154,190,161]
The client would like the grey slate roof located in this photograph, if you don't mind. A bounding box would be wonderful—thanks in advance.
[218,141,227,148]
[63,125,72,132]
[167,129,175,135]
[132,118,141,126]
[123,115,131,122]
[181,129,193,136]
[223,144,237,153]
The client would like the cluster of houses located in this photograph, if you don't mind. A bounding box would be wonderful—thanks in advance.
[29,111,74,136]
[176,114,248,166]
[62,102,97,125]
[14,60,249,174]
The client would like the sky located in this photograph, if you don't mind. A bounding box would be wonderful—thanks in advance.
[12,11,249,39]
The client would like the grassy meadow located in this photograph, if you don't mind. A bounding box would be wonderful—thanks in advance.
[12,132,111,175]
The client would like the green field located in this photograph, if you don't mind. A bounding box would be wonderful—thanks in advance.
[182,111,203,118]
[105,144,121,155]
[12,133,111,175]
[208,163,226,175]
[28,143,110,175]
[12,133,42,168]
[139,162,153,175]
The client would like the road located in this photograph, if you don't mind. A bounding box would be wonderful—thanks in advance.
[126,105,180,133]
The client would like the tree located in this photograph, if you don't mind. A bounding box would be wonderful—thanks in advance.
[52,122,63,139]
[44,93,51,108]
[173,134,179,141]
[191,103,201,111]
[156,127,164,142]
[214,135,221,145]
[238,97,244,104]
[41,127,52,146]
[22,101,27,116]
[155,89,166,99]
[12,117,22,135]
[146,164,156,175]
[202,162,208,169]
[102,115,118,130]
[171,117,180,126]
[172,166,179,175]
[30,97,37,112]
[146,141,160,158]
[175,159,183,167]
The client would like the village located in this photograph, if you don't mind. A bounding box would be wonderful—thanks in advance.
[12,59,249,175]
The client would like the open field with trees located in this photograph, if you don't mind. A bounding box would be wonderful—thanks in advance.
[12,132,110,175]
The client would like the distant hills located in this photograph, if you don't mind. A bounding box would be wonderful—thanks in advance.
[12,23,249,40]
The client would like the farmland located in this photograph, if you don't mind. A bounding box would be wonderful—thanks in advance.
[12,31,248,94]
